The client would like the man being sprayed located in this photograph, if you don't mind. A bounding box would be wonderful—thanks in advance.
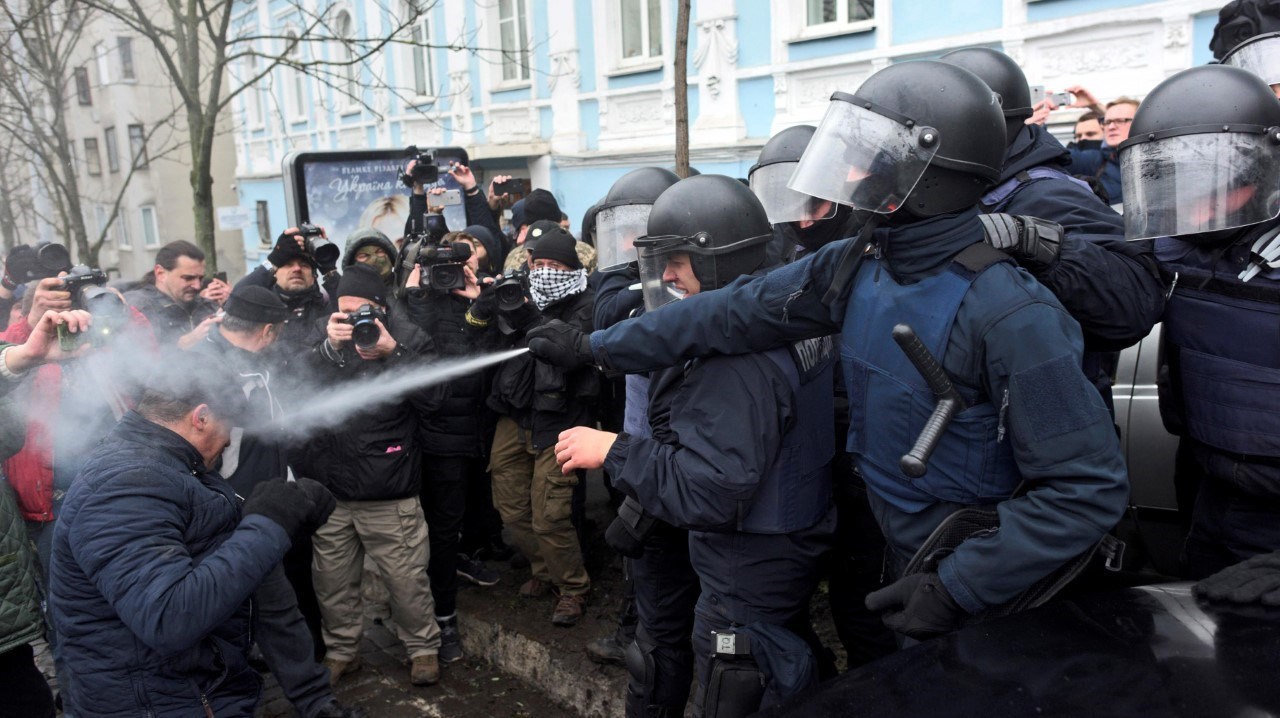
[555,174,837,717]
[530,62,1128,644]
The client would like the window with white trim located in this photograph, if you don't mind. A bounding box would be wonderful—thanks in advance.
[74,67,92,105]
[240,51,264,127]
[282,30,307,121]
[118,37,135,81]
[84,138,101,176]
[95,42,110,85]
[256,200,271,247]
[497,0,530,83]
[117,210,132,249]
[618,0,662,66]
[333,10,360,111]
[104,127,119,173]
[406,2,435,98]
[127,124,147,169]
[799,0,874,36]
[140,205,160,248]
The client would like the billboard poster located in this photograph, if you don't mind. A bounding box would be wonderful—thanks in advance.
[284,148,470,260]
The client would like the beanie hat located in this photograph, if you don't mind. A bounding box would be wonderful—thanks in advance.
[509,198,527,232]
[463,224,507,274]
[337,264,387,306]
[267,232,319,270]
[528,222,582,270]
[523,188,562,226]
[223,284,289,324]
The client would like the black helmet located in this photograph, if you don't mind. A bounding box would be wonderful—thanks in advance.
[595,167,680,270]
[940,47,1032,146]
[1119,64,1280,240]
[750,125,816,170]
[790,60,1005,218]
[634,175,771,309]
[1221,31,1280,86]
[748,125,839,226]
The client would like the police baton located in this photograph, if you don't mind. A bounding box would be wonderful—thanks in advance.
[893,323,968,478]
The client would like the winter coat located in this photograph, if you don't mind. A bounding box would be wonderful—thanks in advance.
[49,411,290,717]
[0,350,42,656]
[124,283,219,345]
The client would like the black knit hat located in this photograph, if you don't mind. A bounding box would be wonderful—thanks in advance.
[266,232,318,270]
[223,284,289,324]
[337,263,387,306]
[528,222,581,269]
[523,189,562,226]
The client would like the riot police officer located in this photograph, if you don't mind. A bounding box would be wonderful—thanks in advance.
[530,61,1128,640]
[556,174,836,717]
[1117,64,1280,577]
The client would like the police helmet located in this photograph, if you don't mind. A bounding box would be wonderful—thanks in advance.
[1221,31,1280,87]
[1120,64,1280,240]
[789,60,1006,218]
[940,47,1033,146]
[748,125,840,226]
[594,167,680,271]
[633,175,771,310]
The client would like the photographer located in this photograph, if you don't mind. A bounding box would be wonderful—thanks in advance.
[292,264,444,688]
[124,240,220,348]
[480,223,597,626]
[398,158,503,286]
[239,229,336,358]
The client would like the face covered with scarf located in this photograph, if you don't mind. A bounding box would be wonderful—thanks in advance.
[528,259,588,309]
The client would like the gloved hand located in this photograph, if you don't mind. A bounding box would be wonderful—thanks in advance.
[604,497,656,559]
[3,245,37,290]
[527,319,595,369]
[469,282,499,322]
[1194,551,1280,607]
[978,213,1063,271]
[865,572,964,639]
[243,477,337,540]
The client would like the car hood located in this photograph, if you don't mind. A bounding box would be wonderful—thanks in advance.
[764,583,1280,718]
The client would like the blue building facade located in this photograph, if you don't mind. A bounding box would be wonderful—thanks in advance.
[230,0,1225,271]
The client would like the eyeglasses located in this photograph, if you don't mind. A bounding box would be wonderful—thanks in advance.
[1102,118,1133,127]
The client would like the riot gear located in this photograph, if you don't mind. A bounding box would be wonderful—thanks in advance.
[748,125,836,225]
[1221,31,1280,87]
[789,61,1005,218]
[634,175,771,310]
[595,167,681,272]
[940,47,1034,145]
[1119,65,1280,240]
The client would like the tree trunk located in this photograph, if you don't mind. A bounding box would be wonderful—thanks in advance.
[189,109,218,272]
[673,0,691,179]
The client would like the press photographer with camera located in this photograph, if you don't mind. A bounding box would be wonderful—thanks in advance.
[397,149,503,289]
[294,263,445,689]
[124,240,221,348]
[237,227,337,360]
[0,243,73,331]
[478,222,598,627]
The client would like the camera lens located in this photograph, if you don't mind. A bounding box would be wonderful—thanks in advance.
[351,319,380,349]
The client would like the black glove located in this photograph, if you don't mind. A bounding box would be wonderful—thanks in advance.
[1194,551,1280,607]
[469,282,499,322]
[865,572,964,639]
[243,477,337,540]
[978,213,1063,271]
[604,497,657,559]
[3,245,37,290]
[526,319,595,369]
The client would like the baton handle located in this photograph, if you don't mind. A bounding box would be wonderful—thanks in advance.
[892,324,969,478]
[900,397,962,478]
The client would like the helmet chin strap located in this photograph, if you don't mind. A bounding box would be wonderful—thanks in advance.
[821,213,881,305]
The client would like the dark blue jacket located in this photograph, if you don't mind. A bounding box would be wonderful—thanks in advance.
[590,209,1129,613]
[49,412,290,718]
[1066,142,1123,207]
[989,125,1163,353]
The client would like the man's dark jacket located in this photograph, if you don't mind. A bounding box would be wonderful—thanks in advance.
[124,283,219,345]
[48,412,290,718]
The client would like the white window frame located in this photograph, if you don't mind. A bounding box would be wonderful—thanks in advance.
[282,29,308,123]
[140,205,160,248]
[94,205,109,241]
[74,66,92,105]
[612,0,664,73]
[493,0,531,89]
[84,137,101,177]
[790,0,876,42]
[332,10,361,113]
[95,42,111,85]
[404,2,435,101]
[117,210,132,249]
[127,124,147,169]
[117,36,136,81]
[104,127,119,173]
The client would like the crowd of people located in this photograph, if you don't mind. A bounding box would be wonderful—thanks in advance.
[3,5,1280,718]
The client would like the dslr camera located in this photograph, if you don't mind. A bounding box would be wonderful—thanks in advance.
[416,241,472,294]
[492,269,530,312]
[58,265,126,348]
[4,242,73,289]
[346,303,387,350]
[401,146,439,188]
[298,223,340,269]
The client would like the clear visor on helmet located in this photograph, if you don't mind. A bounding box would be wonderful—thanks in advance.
[749,161,838,225]
[1120,130,1280,240]
[1223,36,1280,87]
[595,204,653,272]
[788,97,939,214]
[635,236,700,312]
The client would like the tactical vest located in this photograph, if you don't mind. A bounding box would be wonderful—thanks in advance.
[737,337,837,534]
[980,166,1094,213]
[1157,232,1280,459]
[843,247,1019,514]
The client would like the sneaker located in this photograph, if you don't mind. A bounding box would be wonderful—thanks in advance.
[437,617,464,664]
[411,654,440,686]
[323,655,362,687]
[552,593,586,627]
[519,577,552,599]
[586,634,629,665]
[456,554,500,587]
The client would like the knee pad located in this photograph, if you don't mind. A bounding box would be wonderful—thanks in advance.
[625,637,655,701]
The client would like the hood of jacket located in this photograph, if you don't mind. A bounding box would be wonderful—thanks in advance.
[1001,123,1073,182]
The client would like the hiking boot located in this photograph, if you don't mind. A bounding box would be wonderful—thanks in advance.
[410,654,440,686]
[586,633,629,665]
[456,554,500,587]
[437,617,463,663]
[552,593,586,627]
[323,655,362,687]
[519,577,552,599]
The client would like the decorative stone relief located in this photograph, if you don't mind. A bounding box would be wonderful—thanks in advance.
[490,109,533,143]
[1163,21,1189,48]
[611,91,667,127]
[694,17,739,70]
[548,50,581,91]
[1039,35,1152,76]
